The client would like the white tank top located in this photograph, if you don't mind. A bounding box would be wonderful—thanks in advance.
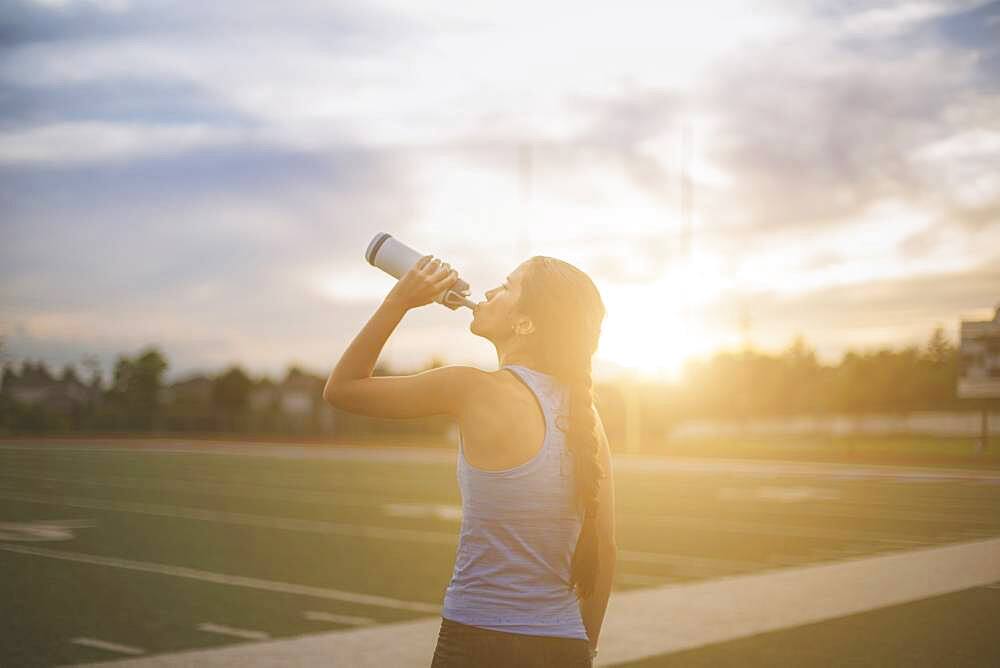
[442,364,588,640]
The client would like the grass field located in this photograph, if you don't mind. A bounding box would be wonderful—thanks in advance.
[2,438,999,667]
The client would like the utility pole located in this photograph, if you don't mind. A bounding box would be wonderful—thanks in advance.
[518,143,533,259]
[680,122,693,268]
[624,378,641,455]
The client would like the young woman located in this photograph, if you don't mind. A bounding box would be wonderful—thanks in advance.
[323,254,617,667]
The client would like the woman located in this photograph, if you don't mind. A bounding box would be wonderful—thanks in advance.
[323,254,617,667]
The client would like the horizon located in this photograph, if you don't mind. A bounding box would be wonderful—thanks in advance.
[1,318,979,387]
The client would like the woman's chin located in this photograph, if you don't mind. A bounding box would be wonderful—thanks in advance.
[469,319,489,339]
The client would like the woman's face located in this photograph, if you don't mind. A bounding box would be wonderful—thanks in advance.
[470,263,531,342]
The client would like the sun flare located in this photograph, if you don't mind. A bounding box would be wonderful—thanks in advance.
[596,250,732,381]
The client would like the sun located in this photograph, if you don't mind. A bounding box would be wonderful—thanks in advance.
[595,250,731,381]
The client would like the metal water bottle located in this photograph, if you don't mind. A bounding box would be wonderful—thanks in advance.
[365,232,475,310]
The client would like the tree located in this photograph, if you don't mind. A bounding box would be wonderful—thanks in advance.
[60,365,80,384]
[213,366,252,432]
[111,347,168,430]
[81,354,103,390]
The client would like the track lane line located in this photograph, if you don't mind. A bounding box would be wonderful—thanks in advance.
[70,638,145,655]
[0,488,937,548]
[0,489,456,545]
[304,611,375,626]
[0,543,441,614]
[196,623,269,641]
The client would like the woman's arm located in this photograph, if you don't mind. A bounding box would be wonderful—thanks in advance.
[579,410,617,653]
[323,255,488,419]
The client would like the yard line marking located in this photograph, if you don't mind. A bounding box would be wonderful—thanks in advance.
[0,519,96,542]
[611,455,1000,482]
[0,442,456,464]
[616,512,929,545]
[3,442,999,482]
[197,623,269,641]
[0,470,390,508]
[618,550,765,573]
[0,544,442,614]
[304,611,375,626]
[66,536,1000,668]
[382,503,463,521]
[618,573,675,586]
[70,637,145,655]
[0,488,935,550]
[0,490,457,545]
[7,468,996,537]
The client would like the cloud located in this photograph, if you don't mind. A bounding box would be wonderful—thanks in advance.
[699,255,1000,356]
[2,1,998,381]
[0,135,429,379]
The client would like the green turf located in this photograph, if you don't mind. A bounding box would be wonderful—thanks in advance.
[1,441,999,666]
[660,434,1000,467]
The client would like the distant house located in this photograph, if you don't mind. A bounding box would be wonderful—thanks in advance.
[162,375,213,406]
[248,379,280,413]
[2,362,97,413]
[280,369,319,416]
[162,375,215,431]
[278,368,335,434]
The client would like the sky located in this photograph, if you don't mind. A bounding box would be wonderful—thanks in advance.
[1,0,999,384]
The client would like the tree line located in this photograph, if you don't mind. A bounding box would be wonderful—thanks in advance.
[0,326,983,442]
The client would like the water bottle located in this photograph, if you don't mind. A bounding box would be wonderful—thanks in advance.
[365,232,476,310]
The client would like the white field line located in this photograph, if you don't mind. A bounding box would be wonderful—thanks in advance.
[2,441,998,482]
[70,637,145,655]
[0,485,855,576]
[617,574,675,586]
[196,623,269,641]
[11,466,986,530]
[0,488,940,549]
[5,470,994,550]
[5,470,994,546]
[0,518,97,542]
[615,512,930,546]
[0,469,393,508]
[0,489,457,545]
[70,536,1000,668]
[611,454,1000,482]
[0,442,456,464]
[0,544,442,614]
[617,550,765,573]
[304,611,375,626]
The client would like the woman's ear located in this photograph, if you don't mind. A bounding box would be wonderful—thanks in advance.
[514,317,535,336]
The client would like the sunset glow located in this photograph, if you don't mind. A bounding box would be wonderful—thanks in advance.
[1,1,998,381]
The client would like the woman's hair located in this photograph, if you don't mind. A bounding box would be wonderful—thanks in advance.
[517,256,606,600]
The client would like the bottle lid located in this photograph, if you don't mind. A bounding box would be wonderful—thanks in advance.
[365,232,392,266]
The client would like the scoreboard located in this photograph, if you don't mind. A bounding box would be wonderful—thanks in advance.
[958,307,1000,399]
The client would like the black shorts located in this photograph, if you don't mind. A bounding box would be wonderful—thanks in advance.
[430,616,593,668]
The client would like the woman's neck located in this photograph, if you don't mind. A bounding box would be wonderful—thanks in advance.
[496,349,538,369]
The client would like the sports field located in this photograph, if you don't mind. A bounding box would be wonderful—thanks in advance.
[2,439,999,667]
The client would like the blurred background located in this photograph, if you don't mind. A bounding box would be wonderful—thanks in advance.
[2,0,999,458]
[2,1,1000,666]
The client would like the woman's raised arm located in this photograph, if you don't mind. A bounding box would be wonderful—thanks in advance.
[322,254,486,419]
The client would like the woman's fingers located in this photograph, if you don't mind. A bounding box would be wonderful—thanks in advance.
[432,269,459,291]
[423,258,452,278]
[416,255,434,271]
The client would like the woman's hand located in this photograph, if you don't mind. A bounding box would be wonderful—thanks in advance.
[384,255,461,311]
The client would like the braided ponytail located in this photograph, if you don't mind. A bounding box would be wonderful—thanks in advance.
[516,256,607,601]
[562,367,605,600]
